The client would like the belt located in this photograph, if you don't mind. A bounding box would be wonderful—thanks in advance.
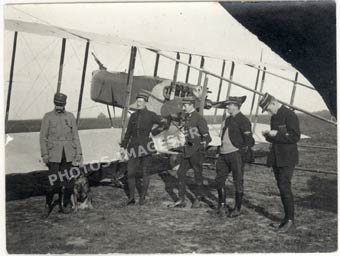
[49,137,72,141]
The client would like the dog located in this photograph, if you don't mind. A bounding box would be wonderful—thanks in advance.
[71,171,93,212]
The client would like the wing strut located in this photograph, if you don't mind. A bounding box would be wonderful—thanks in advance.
[121,46,137,142]
[290,72,299,106]
[153,53,160,77]
[249,65,261,119]
[56,38,66,93]
[222,61,235,117]
[185,54,192,83]
[149,49,336,126]
[197,56,205,86]
[76,40,90,125]
[214,60,226,120]
[199,74,209,115]
[252,67,267,133]
[5,31,18,132]
[169,52,180,99]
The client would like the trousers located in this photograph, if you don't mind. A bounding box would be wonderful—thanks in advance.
[177,151,204,201]
[273,165,295,221]
[127,155,152,200]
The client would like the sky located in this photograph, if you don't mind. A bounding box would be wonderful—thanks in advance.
[3,2,329,120]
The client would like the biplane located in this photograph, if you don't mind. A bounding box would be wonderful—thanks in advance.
[4,3,336,200]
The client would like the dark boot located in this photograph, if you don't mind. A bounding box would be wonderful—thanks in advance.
[173,200,186,208]
[216,188,228,214]
[228,192,243,218]
[127,199,136,206]
[278,220,295,233]
[191,199,202,209]
[127,176,136,203]
[140,174,150,205]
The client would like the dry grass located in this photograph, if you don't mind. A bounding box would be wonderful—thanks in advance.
[6,112,337,253]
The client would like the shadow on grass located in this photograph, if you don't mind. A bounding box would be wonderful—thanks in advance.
[297,175,337,213]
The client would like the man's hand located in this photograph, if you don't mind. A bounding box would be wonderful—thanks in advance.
[42,155,49,165]
[73,155,83,166]
[268,130,278,137]
[262,130,278,137]
[262,130,270,136]
[200,141,207,150]
[119,147,127,159]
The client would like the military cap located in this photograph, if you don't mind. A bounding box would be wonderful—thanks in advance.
[213,96,246,109]
[259,92,275,113]
[54,93,67,106]
[136,91,149,102]
[181,96,196,104]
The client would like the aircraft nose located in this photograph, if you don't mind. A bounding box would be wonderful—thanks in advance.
[160,98,183,118]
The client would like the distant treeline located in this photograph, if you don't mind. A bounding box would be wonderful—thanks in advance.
[5,110,333,134]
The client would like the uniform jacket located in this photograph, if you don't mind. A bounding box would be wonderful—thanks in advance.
[183,110,212,157]
[121,108,163,158]
[221,112,255,149]
[264,106,301,167]
[40,110,82,163]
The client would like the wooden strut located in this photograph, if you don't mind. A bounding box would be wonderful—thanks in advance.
[106,105,114,127]
[153,53,160,77]
[250,162,337,176]
[213,60,226,120]
[199,74,209,115]
[121,46,137,142]
[252,67,267,133]
[185,54,192,83]
[249,65,261,120]
[147,49,336,126]
[290,72,299,106]
[76,40,90,125]
[222,61,235,117]
[5,31,18,131]
[298,144,337,150]
[56,38,66,93]
[197,56,205,86]
[246,64,315,91]
[169,52,180,99]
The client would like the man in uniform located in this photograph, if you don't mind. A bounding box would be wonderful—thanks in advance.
[174,96,212,208]
[40,92,83,214]
[259,93,301,232]
[120,92,167,205]
[215,96,255,217]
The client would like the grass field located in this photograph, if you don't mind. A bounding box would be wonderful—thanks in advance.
[6,111,337,253]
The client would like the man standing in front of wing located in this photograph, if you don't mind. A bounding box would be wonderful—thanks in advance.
[173,96,212,208]
[215,96,254,217]
[120,92,167,206]
[40,93,83,214]
[259,93,301,233]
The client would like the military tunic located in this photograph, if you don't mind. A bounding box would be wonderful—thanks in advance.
[182,110,212,158]
[216,111,254,204]
[120,107,165,202]
[264,105,301,222]
[40,109,82,209]
[264,105,301,167]
[121,108,164,158]
[177,110,211,202]
[40,110,82,163]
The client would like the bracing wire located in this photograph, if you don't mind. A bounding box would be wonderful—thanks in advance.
[12,34,58,116]
[68,40,83,66]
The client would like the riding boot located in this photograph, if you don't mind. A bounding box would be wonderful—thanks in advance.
[229,192,243,217]
[127,176,136,204]
[140,174,150,205]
